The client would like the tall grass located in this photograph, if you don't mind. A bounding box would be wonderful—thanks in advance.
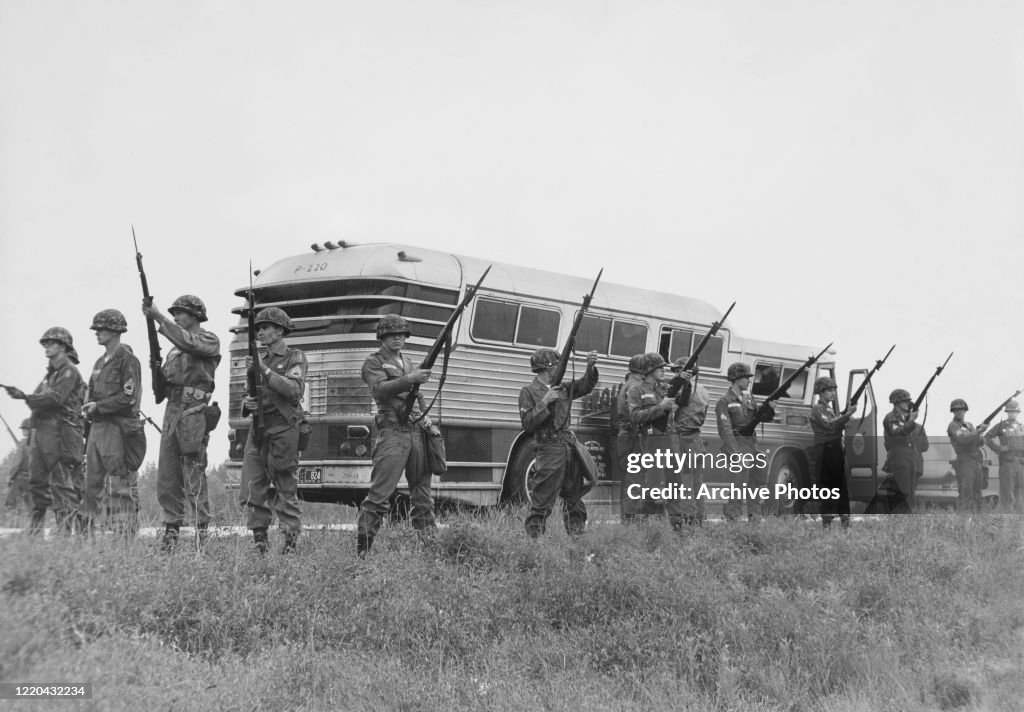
[1,510,1022,711]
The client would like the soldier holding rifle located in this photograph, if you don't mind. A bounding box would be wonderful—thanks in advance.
[3,328,86,535]
[669,360,710,527]
[716,362,769,520]
[616,354,645,524]
[947,399,988,513]
[984,398,1024,512]
[808,377,858,528]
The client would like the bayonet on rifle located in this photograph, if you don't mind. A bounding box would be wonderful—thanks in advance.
[133,226,167,403]
[245,263,265,446]
[912,351,953,413]
[549,269,603,388]
[847,344,896,408]
[978,389,1023,429]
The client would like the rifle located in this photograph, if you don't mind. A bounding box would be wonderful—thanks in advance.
[911,352,953,413]
[246,264,265,446]
[848,344,896,408]
[549,269,603,388]
[400,265,492,424]
[0,411,18,445]
[133,226,167,403]
[739,342,833,437]
[139,410,163,434]
[977,389,1023,429]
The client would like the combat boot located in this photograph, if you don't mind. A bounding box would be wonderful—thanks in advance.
[253,527,269,555]
[356,533,372,558]
[161,524,180,552]
[26,508,47,536]
[196,523,210,551]
[282,529,299,554]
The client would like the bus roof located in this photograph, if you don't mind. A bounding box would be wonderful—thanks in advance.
[242,242,824,359]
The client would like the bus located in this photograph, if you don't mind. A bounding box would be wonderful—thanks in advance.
[224,241,889,513]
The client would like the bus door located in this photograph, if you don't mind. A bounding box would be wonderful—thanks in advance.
[844,369,878,501]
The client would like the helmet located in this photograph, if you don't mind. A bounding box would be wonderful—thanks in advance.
[90,309,128,333]
[641,352,666,376]
[530,348,560,373]
[376,314,411,340]
[19,419,31,430]
[1006,399,1020,413]
[254,307,294,334]
[627,354,645,374]
[949,398,968,412]
[39,327,73,349]
[670,358,699,375]
[889,388,912,404]
[814,377,837,394]
[169,294,208,323]
[727,362,753,382]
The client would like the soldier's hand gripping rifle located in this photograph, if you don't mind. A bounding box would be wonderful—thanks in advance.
[976,389,1023,430]
[245,266,265,446]
[133,226,167,403]
[400,265,493,424]
[847,344,896,408]
[549,269,603,390]
[739,342,833,437]
[911,352,953,414]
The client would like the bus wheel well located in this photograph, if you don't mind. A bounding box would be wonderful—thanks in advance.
[766,448,810,516]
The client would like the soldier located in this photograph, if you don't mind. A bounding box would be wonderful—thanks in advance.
[3,328,86,534]
[240,307,308,554]
[875,388,924,514]
[80,310,143,537]
[807,377,857,528]
[627,353,684,530]
[669,359,711,526]
[947,399,987,513]
[356,315,438,555]
[142,295,221,550]
[616,354,645,524]
[716,362,772,520]
[517,346,599,538]
[3,420,33,513]
[984,399,1024,512]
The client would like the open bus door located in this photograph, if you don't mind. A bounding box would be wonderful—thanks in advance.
[844,369,879,501]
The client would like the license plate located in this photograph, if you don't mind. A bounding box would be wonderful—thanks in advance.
[298,467,323,484]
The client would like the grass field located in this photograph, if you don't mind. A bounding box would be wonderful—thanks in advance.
[1,494,1022,712]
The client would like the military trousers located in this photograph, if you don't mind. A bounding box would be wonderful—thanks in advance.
[524,436,587,537]
[723,437,768,520]
[815,440,850,524]
[869,448,916,514]
[357,422,435,542]
[158,400,211,527]
[954,459,984,513]
[28,419,82,524]
[997,458,1023,512]
[82,420,139,534]
[241,420,302,533]
[672,432,707,524]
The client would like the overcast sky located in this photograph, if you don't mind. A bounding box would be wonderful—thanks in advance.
[1,0,1022,464]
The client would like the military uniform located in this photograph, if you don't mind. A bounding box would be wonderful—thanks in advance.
[627,377,682,527]
[716,387,768,519]
[156,310,220,535]
[4,426,32,512]
[240,337,308,539]
[672,380,710,525]
[25,349,86,533]
[615,369,643,521]
[808,399,853,526]
[984,412,1024,512]
[879,409,923,513]
[82,342,142,534]
[518,364,598,536]
[948,416,985,512]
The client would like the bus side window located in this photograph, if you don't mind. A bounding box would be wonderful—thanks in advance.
[610,321,647,357]
[577,315,612,355]
[516,306,560,347]
[472,299,517,342]
[753,363,782,397]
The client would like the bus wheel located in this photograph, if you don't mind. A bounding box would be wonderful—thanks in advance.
[502,447,539,506]
[767,453,800,516]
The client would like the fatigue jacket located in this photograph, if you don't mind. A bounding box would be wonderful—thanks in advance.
[24,352,85,427]
[810,399,853,446]
[716,387,759,454]
[948,418,985,463]
[627,380,669,435]
[673,382,710,436]
[984,419,1024,462]
[88,344,141,419]
[159,322,220,394]
[615,374,643,435]
[362,346,427,420]
[254,340,308,420]
[519,367,598,438]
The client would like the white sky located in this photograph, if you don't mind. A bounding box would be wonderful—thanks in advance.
[1,0,1022,463]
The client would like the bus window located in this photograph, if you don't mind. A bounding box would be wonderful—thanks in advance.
[780,366,808,400]
[611,321,647,357]
[577,315,612,355]
[753,363,782,397]
[471,299,517,342]
[664,328,694,363]
[659,327,724,370]
[516,306,560,347]
[693,333,723,370]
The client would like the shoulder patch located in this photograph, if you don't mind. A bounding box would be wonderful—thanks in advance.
[287,365,303,378]
[720,413,730,423]
[123,377,135,396]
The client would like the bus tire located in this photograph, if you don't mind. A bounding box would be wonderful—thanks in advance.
[501,445,537,507]
[766,452,801,517]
